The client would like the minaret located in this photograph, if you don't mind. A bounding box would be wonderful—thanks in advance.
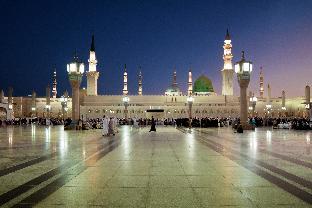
[123,64,128,95]
[260,67,264,98]
[138,67,142,95]
[52,69,57,98]
[87,35,99,96]
[188,69,192,96]
[221,29,234,96]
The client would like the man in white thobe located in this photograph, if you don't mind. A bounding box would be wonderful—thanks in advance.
[102,115,109,136]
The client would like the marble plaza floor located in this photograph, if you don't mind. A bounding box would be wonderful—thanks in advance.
[0,125,311,207]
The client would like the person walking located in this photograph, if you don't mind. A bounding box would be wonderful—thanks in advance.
[108,117,115,136]
[102,115,109,136]
[149,116,156,132]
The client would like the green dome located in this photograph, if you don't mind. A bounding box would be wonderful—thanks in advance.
[193,75,214,93]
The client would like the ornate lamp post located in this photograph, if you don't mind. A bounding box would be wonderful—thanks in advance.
[234,51,253,129]
[249,93,257,117]
[122,96,129,121]
[67,53,84,128]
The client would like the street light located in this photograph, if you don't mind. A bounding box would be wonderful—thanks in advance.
[235,51,253,129]
[122,96,129,121]
[67,53,84,128]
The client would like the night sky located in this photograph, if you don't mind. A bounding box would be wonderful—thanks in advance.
[0,0,311,97]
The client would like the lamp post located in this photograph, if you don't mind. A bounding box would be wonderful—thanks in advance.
[249,93,257,117]
[67,53,84,129]
[122,96,129,122]
[234,51,253,129]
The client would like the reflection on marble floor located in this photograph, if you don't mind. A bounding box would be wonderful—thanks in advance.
[0,125,311,207]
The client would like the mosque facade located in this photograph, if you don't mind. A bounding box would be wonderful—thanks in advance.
[0,31,310,120]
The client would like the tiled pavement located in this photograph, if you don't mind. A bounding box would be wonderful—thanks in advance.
[0,125,311,207]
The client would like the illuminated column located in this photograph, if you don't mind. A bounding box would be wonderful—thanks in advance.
[31,91,36,117]
[267,84,271,103]
[7,87,13,120]
[221,29,234,96]
[138,69,142,95]
[249,93,257,117]
[281,90,286,116]
[52,69,57,98]
[122,96,129,120]
[67,54,84,122]
[61,91,69,120]
[259,68,264,98]
[0,89,4,103]
[266,84,272,114]
[187,96,194,120]
[188,69,192,96]
[123,64,128,95]
[248,91,252,116]
[87,35,99,96]
[235,51,253,129]
[305,85,311,119]
[46,85,51,118]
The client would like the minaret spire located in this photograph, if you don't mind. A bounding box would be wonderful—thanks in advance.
[225,28,231,40]
[87,35,99,96]
[173,69,177,88]
[123,64,128,95]
[221,29,234,96]
[188,68,192,96]
[90,35,95,52]
[52,68,57,98]
[138,66,142,95]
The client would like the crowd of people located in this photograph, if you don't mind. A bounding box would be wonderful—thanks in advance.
[0,117,65,126]
[0,115,311,131]
[248,117,312,130]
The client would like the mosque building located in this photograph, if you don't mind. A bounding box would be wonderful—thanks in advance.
[0,31,309,120]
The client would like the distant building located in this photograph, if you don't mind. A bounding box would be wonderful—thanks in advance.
[0,32,309,120]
